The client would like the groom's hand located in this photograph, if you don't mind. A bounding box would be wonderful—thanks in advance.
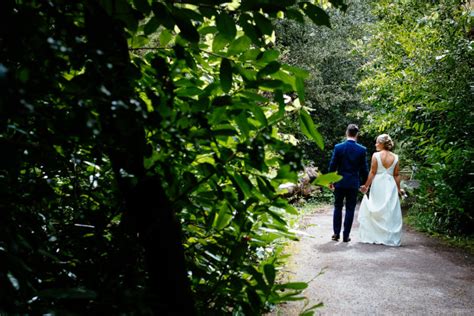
[360,185,368,194]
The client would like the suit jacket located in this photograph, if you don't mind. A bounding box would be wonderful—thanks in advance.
[328,140,369,189]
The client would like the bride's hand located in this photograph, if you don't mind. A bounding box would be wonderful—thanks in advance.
[398,189,407,198]
[360,185,368,194]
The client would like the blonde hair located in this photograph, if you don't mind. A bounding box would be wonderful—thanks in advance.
[376,134,394,150]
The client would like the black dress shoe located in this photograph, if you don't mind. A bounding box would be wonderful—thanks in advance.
[343,237,351,242]
[331,234,340,241]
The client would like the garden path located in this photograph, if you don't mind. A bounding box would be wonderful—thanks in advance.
[273,205,474,315]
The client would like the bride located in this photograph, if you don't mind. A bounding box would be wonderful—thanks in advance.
[358,134,404,246]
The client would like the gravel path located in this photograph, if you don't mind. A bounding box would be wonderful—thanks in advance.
[273,204,474,315]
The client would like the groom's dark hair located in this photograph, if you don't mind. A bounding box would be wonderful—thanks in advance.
[346,124,359,137]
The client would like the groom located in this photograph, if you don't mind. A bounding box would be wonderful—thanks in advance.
[328,124,368,242]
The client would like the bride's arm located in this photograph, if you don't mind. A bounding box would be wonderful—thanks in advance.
[393,161,402,194]
[361,154,377,193]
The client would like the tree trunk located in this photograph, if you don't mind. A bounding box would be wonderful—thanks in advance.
[84,2,195,314]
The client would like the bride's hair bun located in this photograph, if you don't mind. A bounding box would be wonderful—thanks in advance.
[376,134,394,150]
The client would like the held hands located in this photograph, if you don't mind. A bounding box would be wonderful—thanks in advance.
[398,189,407,198]
[359,185,369,194]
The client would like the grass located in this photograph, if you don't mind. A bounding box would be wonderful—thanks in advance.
[404,214,474,255]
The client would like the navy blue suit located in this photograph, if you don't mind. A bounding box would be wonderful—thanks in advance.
[328,139,369,239]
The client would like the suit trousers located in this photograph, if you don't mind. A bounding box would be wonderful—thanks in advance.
[333,187,358,239]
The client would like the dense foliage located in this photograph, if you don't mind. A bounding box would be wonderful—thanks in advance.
[0,0,347,314]
[275,0,375,170]
[357,0,473,235]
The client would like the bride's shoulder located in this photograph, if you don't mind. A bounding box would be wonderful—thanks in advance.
[371,152,379,162]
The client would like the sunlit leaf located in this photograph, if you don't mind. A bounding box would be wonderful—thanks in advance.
[299,109,324,149]
[212,33,229,52]
[228,35,252,56]
[275,282,308,290]
[159,29,174,46]
[312,172,342,187]
[214,205,233,230]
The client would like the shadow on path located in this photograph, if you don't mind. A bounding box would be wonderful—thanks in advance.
[273,204,474,316]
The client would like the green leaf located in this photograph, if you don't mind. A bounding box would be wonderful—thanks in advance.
[240,15,261,45]
[299,2,331,27]
[264,264,276,286]
[214,205,233,230]
[312,172,342,187]
[232,173,253,198]
[329,0,349,11]
[131,35,149,49]
[276,282,308,290]
[266,209,287,225]
[302,302,324,315]
[228,36,252,56]
[173,13,200,43]
[144,16,160,35]
[282,64,310,79]
[271,70,296,90]
[17,68,29,83]
[258,79,284,90]
[212,127,237,136]
[216,12,236,40]
[275,165,298,183]
[246,288,262,308]
[273,198,298,215]
[286,8,305,23]
[295,76,305,102]
[199,6,217,18]
[259,49,280,63]
[254,12,273,35]
[299,109,324,149]
[133,0,151,15]
[250,106,268,127]
[159,29,174,46]
[237,91,269,103]
[258,61,281,78]
[177,8,204,22]
[220,58,232,93]
[212,33,229,52]
[152,2,175,29]
[235,111,251,138]
[175,86,203,97]
[198,25,217,35]
[257,177,274,199]
[247,266,268,290]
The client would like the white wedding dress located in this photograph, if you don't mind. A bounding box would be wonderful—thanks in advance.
[358,152,402,246]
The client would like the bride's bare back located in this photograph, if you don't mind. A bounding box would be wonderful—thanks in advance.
[378,150,396,169]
